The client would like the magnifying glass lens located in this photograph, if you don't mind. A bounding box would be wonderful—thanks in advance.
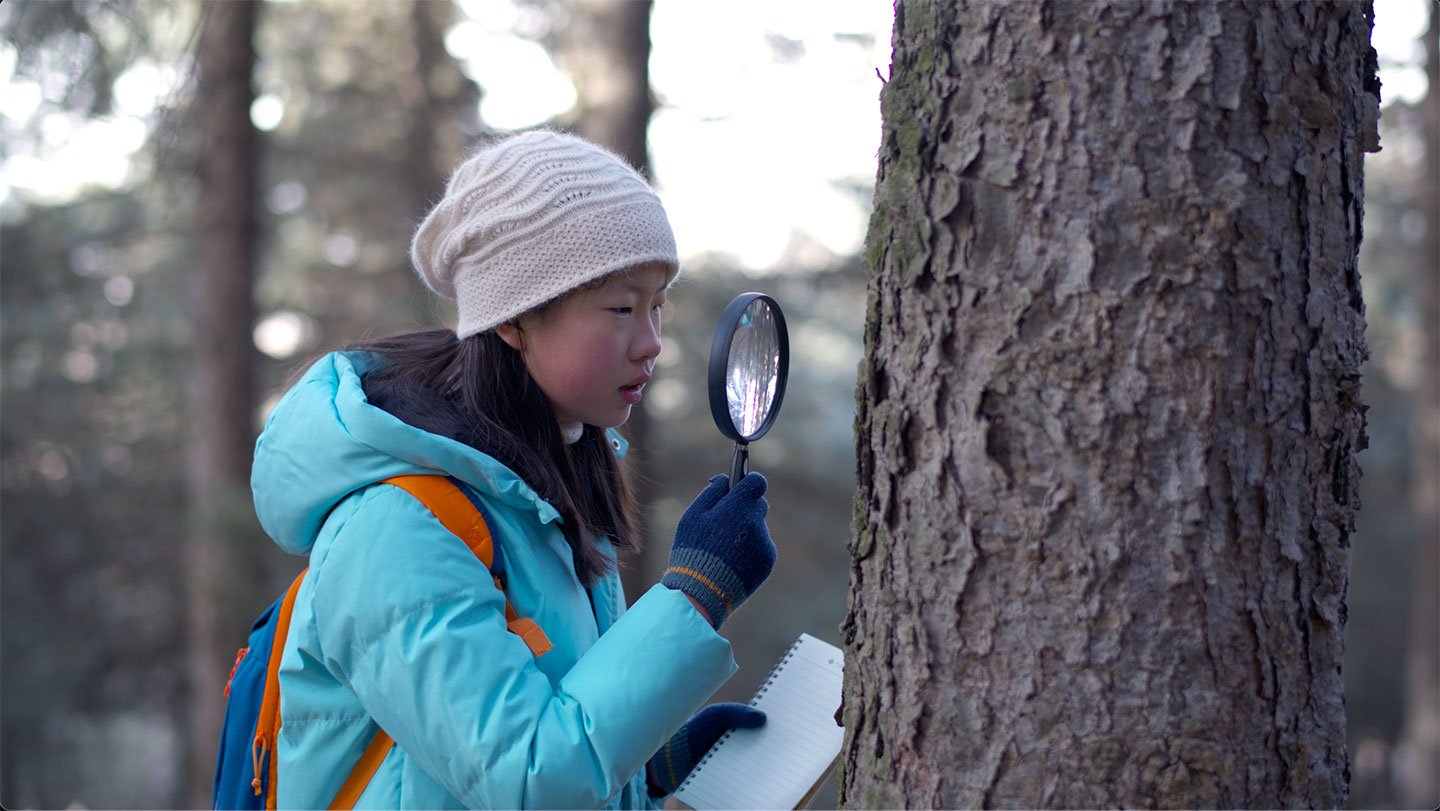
[726,299,781,438]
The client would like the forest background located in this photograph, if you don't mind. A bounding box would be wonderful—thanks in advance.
[0,0,1433,808]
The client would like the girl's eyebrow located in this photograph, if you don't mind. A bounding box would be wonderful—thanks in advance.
[610,277,672,295]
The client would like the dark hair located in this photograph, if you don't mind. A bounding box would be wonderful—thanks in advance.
[343,328,638,585]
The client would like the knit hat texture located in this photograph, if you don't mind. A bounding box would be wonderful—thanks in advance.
[411,130,679,339]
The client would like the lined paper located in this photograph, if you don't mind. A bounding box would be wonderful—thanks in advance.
[674,633,845,810]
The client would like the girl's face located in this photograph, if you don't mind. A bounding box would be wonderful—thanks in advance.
[496,262,671,433]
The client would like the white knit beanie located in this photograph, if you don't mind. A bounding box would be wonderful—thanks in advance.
[411,130,680,339]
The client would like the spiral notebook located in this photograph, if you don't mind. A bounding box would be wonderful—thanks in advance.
[673,633,846,810]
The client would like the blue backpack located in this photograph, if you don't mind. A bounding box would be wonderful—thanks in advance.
[212,475,552,810]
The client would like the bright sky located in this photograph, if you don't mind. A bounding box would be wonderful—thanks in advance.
[0,0,1432,262]
[647,0,892,271]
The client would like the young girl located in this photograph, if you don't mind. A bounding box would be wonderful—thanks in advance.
[250,130,777,809]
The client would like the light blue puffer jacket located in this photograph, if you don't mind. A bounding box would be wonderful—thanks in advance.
[250,352,737,809]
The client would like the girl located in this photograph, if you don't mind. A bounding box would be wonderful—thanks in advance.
[250,130,776,809]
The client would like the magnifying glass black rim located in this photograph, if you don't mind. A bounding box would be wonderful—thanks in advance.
[707,292,790,443]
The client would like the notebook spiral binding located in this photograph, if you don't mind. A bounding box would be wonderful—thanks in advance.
[676,638,804,791]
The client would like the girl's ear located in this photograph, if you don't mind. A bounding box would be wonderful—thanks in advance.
[494,322,524,352]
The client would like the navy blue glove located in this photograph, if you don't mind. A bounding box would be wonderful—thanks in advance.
[662,473,776,629]
[647,703,767,797]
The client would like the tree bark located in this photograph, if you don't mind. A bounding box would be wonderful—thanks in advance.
[185,1,259,805]
[841,2,1377,807]
[1399,3,1440,806]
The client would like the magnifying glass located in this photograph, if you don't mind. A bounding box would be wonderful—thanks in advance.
[708,293,790,489]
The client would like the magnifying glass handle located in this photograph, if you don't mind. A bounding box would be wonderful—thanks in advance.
[729,442,749,490]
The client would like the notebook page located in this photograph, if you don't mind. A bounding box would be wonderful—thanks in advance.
[674,633,845,810]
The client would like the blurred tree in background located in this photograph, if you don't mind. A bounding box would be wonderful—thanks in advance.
[184,4,260,804]
[0,0,492,804]
[3,2,200,805]
[1344,2,1438,808]
[0,1,1431,809]
[1398,9,1438,805]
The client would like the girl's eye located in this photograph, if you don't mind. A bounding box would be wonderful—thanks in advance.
[610,302,665,317]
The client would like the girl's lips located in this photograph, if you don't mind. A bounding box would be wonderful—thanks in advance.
[619,374,649,405]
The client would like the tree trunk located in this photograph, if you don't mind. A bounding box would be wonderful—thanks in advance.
[558,0,654,174]
[398,0,465,326]
[404,0,449,206]
[1399,3,1439,806]
[840,2,1377,807]
[185,1,259,804]
[554,0,662,598]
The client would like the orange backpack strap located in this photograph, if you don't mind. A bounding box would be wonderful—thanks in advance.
[381,474,497,568]
[257,570,308,810]
[328,731,395,810]
[319,475,555,810]
[379,475,554,657]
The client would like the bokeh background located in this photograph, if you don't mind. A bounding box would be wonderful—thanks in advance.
[0,1,1433,808]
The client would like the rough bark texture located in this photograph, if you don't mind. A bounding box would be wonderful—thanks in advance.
[185,2,259,804]
[1399,4,1439,807]
[840,1,1377,807]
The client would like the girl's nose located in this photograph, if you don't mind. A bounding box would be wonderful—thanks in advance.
[632,313,662,362]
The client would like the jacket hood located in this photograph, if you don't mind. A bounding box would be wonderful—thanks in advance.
[252,352,626,556]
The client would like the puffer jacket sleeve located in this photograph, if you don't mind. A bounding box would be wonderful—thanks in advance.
[309,484,736,809]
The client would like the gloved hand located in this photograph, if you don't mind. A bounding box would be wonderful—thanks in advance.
[646,702,767,797]
[662,473,776,629]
